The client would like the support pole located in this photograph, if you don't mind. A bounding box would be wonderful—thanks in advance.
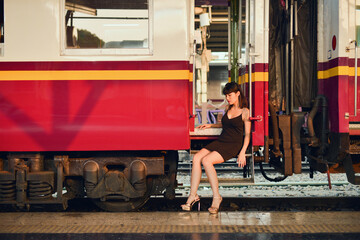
[229,0,239,83]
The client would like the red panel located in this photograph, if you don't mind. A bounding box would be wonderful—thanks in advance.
[0,79,190,151]
[264,81,269,139]
[241,63,269,146]
[338,75,350,133]
[318,58,351,133]
[318,75,349,133]
[350,129,360,135]
[348,59,360,122]
[348,74,359,119]
[251,81,267,146]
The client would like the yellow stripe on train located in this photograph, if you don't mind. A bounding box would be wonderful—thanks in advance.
[318,66,359,79]
[0,70,191,81]
[235,72,269,84]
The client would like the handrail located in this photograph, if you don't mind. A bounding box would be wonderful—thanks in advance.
[192,40,196,118]
[249,116,262,121]
[248,52,259,118]
[248,50,252,117]
[349,40,358,116]
[354,42,358,117]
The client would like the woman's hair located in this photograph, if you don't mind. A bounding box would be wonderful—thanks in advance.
[222,82,248,108]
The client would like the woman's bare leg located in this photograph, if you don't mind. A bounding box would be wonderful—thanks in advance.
[201,151,224,207]
[187,148,210,202]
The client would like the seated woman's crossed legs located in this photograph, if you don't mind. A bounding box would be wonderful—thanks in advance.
[181,149,224,213]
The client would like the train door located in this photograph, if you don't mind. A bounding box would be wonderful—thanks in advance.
[349,1,360,128]
[228,0,258,182]
[190,0,269,183]
[350,1,360,181]
[190,2,230,138]
[190,0,259,183]
[240,0,269,141]
[235,0,268,180]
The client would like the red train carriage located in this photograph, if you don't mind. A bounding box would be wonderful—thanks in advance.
[0,0,193,211]
[241,0,360,184]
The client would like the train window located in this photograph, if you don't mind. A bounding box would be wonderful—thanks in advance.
[62,0,152,55]
[0,0,4,56]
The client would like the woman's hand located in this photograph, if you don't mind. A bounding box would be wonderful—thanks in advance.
[196,124,212,130]
[237,151,247,168]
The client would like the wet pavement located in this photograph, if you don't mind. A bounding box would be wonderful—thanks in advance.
[0,211,359,239]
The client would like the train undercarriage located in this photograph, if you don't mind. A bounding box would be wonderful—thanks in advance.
[0,151,179,211]
[259,98,360,186]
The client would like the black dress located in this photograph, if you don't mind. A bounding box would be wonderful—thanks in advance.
[204,112,244,161]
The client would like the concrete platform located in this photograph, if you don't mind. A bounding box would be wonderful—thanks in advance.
[0,211,360,239]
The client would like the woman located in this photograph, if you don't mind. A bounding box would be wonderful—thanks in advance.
[181,82,251,214]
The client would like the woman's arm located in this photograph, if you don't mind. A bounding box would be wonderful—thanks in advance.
[197,122,222,129]
[197,107,227,129]
[238,108,251,167]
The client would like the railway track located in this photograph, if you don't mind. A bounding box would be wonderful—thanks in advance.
[142,196,360,212]
[0,178,357,212]
[176,180,349,188]
[14,196,359,212]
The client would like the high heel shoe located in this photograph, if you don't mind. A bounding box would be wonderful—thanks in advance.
[208,196,222,214]
[181,194,200,211]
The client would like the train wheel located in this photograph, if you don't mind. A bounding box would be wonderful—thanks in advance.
[92,178,153,212]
